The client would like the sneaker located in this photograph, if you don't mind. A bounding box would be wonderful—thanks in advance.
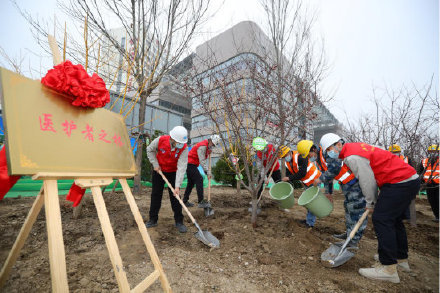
[373,254,411,272]
[198,199,210,208]
[332,232,347,240]
[175,222,187,233]
[184,201,194,207]
[359,264,400,283]
[146,220,158,228]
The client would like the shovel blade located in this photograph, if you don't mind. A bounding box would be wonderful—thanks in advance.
[204,206,215,217]
[194,230,220,248]
[320,244,355,268]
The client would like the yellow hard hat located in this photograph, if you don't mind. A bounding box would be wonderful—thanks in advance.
[428,144,438,151]
[388,144,401,153]
[297,140,314,158]
[278,145,291,158]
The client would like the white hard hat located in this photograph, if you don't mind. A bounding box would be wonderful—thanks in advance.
[320,133,342,152]
[210,134,221,146]
[169,126,188,144]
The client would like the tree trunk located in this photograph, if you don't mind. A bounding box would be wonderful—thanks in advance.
[250,195,258,228]
[133,91,148,195]
[236,180,241,194]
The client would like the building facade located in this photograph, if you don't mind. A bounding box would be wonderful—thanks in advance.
[187,21,340,161]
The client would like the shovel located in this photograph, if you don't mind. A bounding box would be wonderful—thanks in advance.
[158,171,220,248]
[204,156,215,217]
[321,209,369,267]
[257,162,277,205]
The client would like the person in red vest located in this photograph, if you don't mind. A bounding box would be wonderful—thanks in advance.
[388,144,409,163]
[335,141,420,283]
[182,135,221,207]
[320,133,367,248]
[419,144,439,222]
[255,138,282,198]
[145,126,189,233]
[279,140,322,228]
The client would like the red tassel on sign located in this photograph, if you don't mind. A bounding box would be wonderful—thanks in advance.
[0,147,21,200]
[66,183,86,207]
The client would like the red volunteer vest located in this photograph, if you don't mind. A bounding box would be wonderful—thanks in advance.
[339,143,416,187]
[156,135,187,172]
[188,139,211,166]
[422,158,439,184]
[285,151,321,186]
[334,163,356,184]
[256,144,280,171]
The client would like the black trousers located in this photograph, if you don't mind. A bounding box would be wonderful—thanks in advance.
[149,171,183,224]
[426,184,439,219]
[373,178,420,265]
[183,164,204,203]
[257,169,282,197]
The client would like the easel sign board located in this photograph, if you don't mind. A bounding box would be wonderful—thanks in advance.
[0,67,136,175]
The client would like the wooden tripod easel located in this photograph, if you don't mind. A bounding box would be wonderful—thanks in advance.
[0,173,171,292]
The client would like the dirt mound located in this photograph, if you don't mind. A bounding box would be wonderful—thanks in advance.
[0,187,438,292]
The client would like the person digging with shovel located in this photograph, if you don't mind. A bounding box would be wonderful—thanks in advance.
[320,133,368,250]
[336,141,420,283]
[145,126,189,233]
[255,138,282,196]
[250,137,282,213]
[183,134,221,208]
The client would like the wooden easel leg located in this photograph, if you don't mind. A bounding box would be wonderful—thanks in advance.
[44,180,69,292]
[0,188,44,288]
[119,179,172,293]
[90,186,130,292]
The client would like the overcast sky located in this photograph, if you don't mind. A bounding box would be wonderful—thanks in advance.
[0,0,438,124]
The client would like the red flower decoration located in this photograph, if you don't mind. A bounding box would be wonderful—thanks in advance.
[41,60,110,108]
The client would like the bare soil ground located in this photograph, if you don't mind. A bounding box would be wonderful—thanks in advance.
[0,186,438,292]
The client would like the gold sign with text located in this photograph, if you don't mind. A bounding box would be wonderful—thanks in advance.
[0,68,136,175]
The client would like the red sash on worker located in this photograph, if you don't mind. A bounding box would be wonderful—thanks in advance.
[339,142,416,187]
[156,135,187,172]
[188,139,211,166]
[422,158,439,184]
[256,144,280,171]
[0,147,21,200]
[285,151,321,186]
[334,163,356,184]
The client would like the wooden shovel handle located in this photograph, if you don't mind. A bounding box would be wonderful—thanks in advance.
[158,170,197,224]
[257,162,277,202]
[348,209,369,239]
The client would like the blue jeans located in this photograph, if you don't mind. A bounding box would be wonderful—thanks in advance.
[306,211,316,227]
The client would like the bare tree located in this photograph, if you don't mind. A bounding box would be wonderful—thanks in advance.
[185,2,328,226]
[16,0,211,194]
[343,76,439,167]
[258,0,329,176]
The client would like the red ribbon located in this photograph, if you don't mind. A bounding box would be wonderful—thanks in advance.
[0,147,21,200]
[41,60,110,108]
[66,183,86,207]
